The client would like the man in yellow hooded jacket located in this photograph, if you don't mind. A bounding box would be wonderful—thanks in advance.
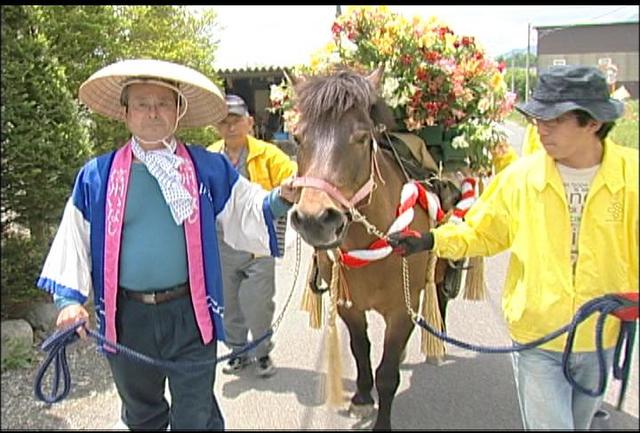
[208,95,297,378]
[388,65,638,430]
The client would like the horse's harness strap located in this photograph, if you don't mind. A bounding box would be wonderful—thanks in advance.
[292,135,381,211]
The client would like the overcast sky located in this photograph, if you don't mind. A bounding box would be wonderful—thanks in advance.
[195,5,638,70]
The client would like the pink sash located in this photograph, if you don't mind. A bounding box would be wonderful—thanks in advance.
[103,141,213,352]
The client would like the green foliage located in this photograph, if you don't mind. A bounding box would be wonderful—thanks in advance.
[610,99,639,149]
[0,235,51,319]
[1,339,34,372]
[1,5,93,240]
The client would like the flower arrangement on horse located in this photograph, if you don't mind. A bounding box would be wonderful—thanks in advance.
[268,6,517,174]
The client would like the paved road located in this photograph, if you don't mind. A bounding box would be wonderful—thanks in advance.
[212,121,638,430]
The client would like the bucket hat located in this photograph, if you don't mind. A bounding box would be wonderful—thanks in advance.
[78,59,227,127]
[516,65,624,122]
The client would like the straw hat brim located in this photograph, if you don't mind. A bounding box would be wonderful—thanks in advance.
[78,59,227,128]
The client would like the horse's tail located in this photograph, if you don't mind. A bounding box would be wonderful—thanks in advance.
[325,259,345,407]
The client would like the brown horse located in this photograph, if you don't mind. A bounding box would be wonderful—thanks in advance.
[288,66,459,430]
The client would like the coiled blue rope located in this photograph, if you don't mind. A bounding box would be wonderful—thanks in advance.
[34,321,271,404]
[414,293,637,407]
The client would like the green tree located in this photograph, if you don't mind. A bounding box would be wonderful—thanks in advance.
[1,6,93,314]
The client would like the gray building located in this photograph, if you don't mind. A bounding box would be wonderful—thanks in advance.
[535,21,639,98]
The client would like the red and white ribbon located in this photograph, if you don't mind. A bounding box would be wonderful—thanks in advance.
[340,178,477,268]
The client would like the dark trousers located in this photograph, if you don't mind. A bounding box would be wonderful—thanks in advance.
[106,293,224,430]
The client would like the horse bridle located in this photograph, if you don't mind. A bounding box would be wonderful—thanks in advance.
[291,132,384,216]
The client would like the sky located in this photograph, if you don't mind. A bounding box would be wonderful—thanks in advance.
[195,5,639,70]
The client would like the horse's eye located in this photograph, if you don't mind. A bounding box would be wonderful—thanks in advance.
[351,131,369,145]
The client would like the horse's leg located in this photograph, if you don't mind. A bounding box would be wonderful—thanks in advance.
[374,313,415,431]
[339,306,375,418]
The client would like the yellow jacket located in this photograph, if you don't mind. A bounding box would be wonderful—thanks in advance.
[433,141,639,351]
[522,123,543,156]
[208,135,297,190]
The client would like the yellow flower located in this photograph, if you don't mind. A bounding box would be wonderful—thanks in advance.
[490,72,505,92]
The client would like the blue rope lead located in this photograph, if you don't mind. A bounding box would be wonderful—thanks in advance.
[33,322,80,404]
[415,293,638,402]
[33,320,272,404]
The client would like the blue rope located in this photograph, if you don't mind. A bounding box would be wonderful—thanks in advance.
[415,293,637,401]
[34,320,272,404]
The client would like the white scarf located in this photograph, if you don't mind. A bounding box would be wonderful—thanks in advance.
[130,136,194,225]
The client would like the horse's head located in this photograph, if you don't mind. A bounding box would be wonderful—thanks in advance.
[288,66,395,249]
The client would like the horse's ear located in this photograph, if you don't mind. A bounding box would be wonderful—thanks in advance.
[283,68,303,87]
[365,64,385,91]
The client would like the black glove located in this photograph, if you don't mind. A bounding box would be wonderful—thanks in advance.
[387,230,434,256]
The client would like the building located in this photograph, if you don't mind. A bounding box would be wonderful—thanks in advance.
[215,65,296,156]
[535,20,639,98]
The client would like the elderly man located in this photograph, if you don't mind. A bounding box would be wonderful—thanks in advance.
[208,95,297,378]
[37,59,297,430]
[388,65,638,430]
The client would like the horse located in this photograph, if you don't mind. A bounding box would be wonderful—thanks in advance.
[288,66,461,430]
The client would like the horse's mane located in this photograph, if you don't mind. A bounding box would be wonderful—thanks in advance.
[294,68,395,131]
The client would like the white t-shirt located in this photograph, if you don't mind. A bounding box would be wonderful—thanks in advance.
[556,162,600,273]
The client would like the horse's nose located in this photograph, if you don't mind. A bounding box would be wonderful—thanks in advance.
[291,208,344,233]
[290,207,347,247]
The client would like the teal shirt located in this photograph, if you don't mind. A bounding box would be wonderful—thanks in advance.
[54,162,289,309]
[118,163,188,290]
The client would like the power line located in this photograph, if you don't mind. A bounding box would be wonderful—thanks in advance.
[586,6,630,23]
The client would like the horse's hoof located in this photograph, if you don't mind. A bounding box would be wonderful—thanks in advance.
[348,402,374,419]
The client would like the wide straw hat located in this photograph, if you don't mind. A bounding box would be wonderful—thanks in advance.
[78,59,227,127]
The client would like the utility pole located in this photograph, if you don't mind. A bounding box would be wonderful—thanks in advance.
[511,57,515,93]
[525,22,531,102]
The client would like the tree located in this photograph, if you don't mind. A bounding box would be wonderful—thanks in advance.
[1,6,93,313]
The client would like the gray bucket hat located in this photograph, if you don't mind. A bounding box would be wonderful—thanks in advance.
[516,65,624,122]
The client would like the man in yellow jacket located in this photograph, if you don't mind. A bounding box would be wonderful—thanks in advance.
[208,95,297,377]
[388,65,638,429]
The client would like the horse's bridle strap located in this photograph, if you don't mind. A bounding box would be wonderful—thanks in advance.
[291,176,375,210]
[292,136,380,211]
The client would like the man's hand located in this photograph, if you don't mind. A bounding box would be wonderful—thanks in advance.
[387,230,434,256]
[56,304,89,339]
[278,176,300,205]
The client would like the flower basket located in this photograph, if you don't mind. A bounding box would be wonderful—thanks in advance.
[417,125,445,146]
[418,125,467,170]
[269,6,517,173]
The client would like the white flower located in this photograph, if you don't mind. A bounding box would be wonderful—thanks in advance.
[382,77,401,107]
[451,135,469,149]
[270,83,286,103]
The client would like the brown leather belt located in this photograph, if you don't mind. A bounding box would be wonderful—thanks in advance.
[120,283,189,304]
